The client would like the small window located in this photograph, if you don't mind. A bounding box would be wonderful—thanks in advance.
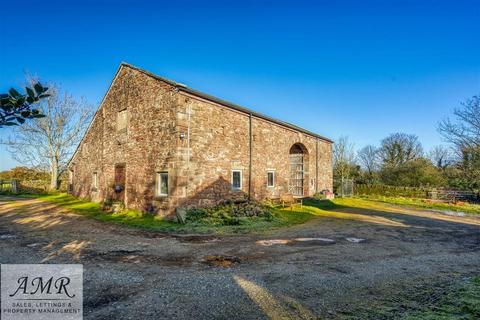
[267,171,275,188]
[92,172,98,189]
[232,170,242,190]
[117,109,128,132]
[156,172,169,197]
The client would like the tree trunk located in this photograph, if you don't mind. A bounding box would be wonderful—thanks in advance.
[50,160,59,190]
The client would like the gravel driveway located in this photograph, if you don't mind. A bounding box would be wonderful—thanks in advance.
[0,196,479,319]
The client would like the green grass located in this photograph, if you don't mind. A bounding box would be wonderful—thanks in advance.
[34,193,191,233]
[19,193,341,234]
[404,276,480,320]
[342,276,480,320]
[8,192,479,235]
[10,192,477,235]
[357,195,480,215]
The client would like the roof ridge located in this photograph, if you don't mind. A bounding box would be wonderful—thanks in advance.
[120,62,333,143]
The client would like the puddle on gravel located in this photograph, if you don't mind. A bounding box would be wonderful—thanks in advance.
[345,237,366,243]
[256,239,292,246]
[256,238,336,247]
[202,255,241,267]
[26,242,44,248]
[295,238,335,243]
[0,234,16,239]
[290,238,336,247]
[440,210,466,217]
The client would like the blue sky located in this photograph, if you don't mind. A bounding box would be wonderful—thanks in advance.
[1,0,479,170]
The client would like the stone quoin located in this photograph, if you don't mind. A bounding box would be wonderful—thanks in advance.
[68,63,333,217]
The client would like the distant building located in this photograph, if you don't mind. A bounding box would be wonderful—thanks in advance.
[68,63,333,217]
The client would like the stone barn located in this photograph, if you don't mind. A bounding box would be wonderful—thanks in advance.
[68,63,333,217]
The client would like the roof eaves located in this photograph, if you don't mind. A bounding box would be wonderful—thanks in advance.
[179,87,333,143]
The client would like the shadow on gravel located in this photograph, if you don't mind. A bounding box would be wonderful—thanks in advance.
[304,199,480,230]
[1,196,479,269]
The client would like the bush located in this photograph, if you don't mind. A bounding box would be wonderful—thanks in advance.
[185,208,209,221]
[379,158,446,187]
[185,200,273,225]
[355,184,433,198]
[313,192,326,200]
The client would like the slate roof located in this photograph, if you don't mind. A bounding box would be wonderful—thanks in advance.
[122,62,333,143]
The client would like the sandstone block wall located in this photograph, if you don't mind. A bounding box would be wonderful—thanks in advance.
[69,63,333,217]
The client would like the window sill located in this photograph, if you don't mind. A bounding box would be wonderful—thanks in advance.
[154,195,169,200]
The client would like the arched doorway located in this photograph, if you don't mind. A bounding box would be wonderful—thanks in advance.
[289,143,308,196]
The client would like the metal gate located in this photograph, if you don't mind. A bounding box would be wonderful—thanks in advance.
[340,178,354,197]
[289,154,304,196]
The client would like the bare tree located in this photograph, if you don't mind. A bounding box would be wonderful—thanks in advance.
[428,145,453,170]
[357,145,378,174]
[438,95,480,189]
[438,95,480,150]
[379,133,423,167]
[333,136,356,181]
[4,83,93,190]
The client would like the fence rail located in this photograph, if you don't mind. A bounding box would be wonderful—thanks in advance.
[355,184,480,204]
[430,189,480,204]
[0,180,18,194]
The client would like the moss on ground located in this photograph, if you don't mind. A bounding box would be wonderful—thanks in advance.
[403,276,480,320]
[340,275,480,320]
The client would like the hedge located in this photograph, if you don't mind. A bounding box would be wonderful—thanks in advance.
[355,184,432,198]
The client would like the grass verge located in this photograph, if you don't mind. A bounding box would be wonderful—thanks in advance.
[403,276,480,320]
[341,275,480,320]
[6,193,478,234]
[12,193,341,234]
[357,195,480,215]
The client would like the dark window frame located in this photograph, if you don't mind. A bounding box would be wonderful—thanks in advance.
[156,171,169,197]
[231,170,242,190]
[267,171,275,188]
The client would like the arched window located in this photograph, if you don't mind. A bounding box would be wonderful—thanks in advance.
[289,143,308,196]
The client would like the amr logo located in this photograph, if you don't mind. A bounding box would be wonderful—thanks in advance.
[9,276,76,298]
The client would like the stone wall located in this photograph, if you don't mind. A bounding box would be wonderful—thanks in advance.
[70,65,179,216]
[175,95,251,209]
[175,92,333,209]
[69,64,333,217]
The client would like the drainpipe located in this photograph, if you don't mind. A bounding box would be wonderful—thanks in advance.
[248,113,253,200]
[186,105,191,196]
[316,139,319,194]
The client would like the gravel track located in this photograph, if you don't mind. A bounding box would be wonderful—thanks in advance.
[0,197,479,319]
